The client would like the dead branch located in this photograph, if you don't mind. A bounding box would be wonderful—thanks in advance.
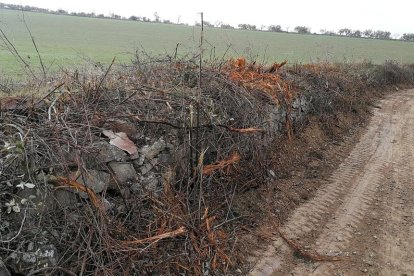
[278,229,345,262]
[48,176,103,210]
[268,217,345,262]
[125,114,264,133]
[122,226,186,245]
[202,152,241,175]
[26,266,77,276]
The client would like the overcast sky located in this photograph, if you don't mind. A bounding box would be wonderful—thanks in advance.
[3,0,414,35]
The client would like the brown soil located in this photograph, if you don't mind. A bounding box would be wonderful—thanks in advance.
[247,89,414,275]
[234,104,369,273]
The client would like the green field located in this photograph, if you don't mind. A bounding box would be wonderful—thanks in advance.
[1,8,414,77]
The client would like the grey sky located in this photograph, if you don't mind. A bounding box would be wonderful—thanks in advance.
[4,0,414,35]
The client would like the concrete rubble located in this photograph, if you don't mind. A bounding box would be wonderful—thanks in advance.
[7,244,57,274]
[72,137,175,197]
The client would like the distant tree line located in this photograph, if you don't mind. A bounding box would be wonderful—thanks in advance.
[0,2,49,13]
[1,2,413,42]
[320,29,414,41]
[319,27,414,41]
[334,28,391,39]
[0,2,185,25]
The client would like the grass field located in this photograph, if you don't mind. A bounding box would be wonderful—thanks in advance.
[1,8,414,77]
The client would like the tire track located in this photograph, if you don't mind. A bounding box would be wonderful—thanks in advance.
[376,96,414,276]
[250,89,414,276]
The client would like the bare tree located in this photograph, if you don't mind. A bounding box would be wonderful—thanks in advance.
[154,12,160,22]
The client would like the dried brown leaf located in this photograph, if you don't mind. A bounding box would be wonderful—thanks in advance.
[102,130,138,155]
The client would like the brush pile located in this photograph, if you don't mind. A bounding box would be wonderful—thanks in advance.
[0,56,413,275]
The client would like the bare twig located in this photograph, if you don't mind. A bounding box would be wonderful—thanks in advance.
[0,27,35,78]
[122,226,186,245]
[21,10,46,79]
[96,56,116,94]
[26,266,77,276]
[0,209,26,243]
[35,82,65,105]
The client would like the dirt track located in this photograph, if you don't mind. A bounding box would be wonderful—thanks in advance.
[250,89,414,275]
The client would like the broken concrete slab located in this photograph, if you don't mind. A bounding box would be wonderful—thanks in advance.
[109,162,138,185]
[91,141,127,163]
[140,163,153,175]
[132,173,160,193]
[76,170,111,194]
[53,189,78,209]
[140,138,168,160]
[142,174,160,193]
[9,244,57,275]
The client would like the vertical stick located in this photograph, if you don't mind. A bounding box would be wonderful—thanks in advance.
[199,12,204,88]
[189,104,194,177]
[197,12,204,220]
[174,43,180,60]
[196,12,203,169]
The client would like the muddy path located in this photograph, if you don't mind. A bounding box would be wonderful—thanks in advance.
[249,89,414,275]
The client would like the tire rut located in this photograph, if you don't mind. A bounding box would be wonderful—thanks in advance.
[376,97,414,276]
[250,89,414,276]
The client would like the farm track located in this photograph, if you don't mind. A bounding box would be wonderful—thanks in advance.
[250,89,414,275]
